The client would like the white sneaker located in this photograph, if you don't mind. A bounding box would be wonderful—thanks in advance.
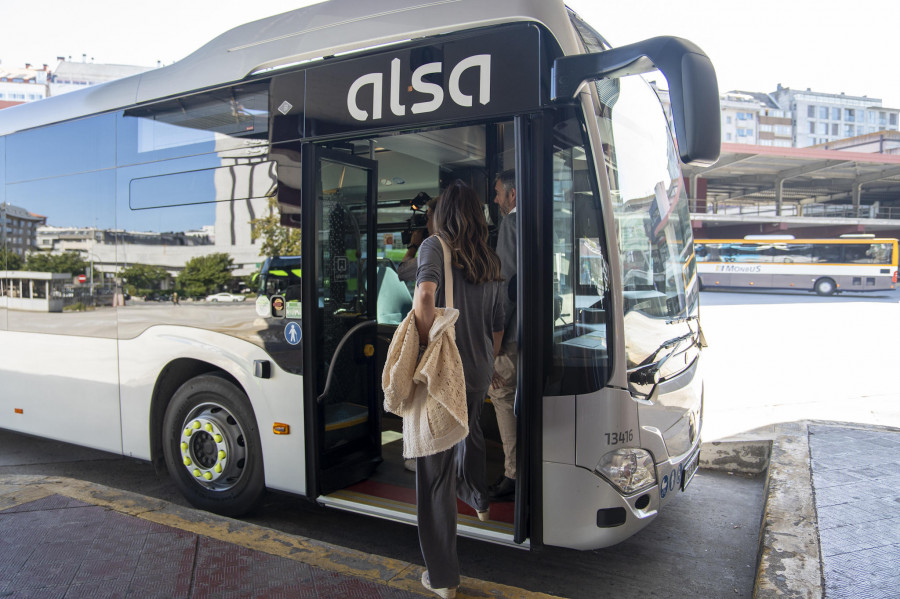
[421,571,457,599]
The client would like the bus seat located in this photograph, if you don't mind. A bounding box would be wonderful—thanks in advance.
[376,264,413,325]
[323,401,369,449]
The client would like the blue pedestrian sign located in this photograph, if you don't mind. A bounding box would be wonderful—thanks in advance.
[284,322,302,345]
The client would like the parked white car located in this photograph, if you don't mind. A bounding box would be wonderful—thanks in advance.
[205,292,246,303]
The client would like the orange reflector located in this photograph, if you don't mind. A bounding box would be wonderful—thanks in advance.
[363,344,374,357]
[14,408,23,414]
[273,423,290,435]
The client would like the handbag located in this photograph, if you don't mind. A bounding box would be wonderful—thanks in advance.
[382,234,468,457]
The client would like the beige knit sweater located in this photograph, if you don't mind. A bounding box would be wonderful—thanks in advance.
[382,306,468,458]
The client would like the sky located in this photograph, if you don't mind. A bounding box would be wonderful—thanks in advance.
[1,0,898,107]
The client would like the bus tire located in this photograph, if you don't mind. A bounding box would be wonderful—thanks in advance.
[814,277,836,296]
[162,374,265,517]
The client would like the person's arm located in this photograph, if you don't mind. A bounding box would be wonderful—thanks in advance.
[402,229,425,262]
[492,330,503,357]
[413,281,437,346]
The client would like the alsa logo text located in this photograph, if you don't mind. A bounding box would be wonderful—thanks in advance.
[347,54,491,121]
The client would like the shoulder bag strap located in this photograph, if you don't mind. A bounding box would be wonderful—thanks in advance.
[436,235,454,309]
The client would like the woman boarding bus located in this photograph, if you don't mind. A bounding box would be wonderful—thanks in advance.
[0,0,719,550]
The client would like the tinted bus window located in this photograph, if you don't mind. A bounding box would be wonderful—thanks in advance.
[118,82,269,165]
[6,171,116,231]
[843,243,891,264]
[813,244,842,263]
[130,162,277,210]
[6,170,116,338]
[6,114,116,182]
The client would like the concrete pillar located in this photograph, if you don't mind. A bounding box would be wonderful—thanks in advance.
[852,183,862,215]
[690,174,699,212]
[775,179,784,217]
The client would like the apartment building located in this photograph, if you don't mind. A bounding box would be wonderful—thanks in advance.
[771,85,900,148]
[1,202,47,256]
[720,92,761,144]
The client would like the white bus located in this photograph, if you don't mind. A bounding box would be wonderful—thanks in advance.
[695,237,899,295]
[0,0,719,550]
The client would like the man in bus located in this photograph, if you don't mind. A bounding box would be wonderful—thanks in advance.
[489,169,517,501]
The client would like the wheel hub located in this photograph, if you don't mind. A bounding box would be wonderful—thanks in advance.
[179,403,247,490]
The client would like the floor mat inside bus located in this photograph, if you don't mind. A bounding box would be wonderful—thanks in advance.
[343,478,515,524]
[341,409,515,524]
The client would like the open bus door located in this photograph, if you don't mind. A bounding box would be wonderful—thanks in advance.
[301,144,382,496]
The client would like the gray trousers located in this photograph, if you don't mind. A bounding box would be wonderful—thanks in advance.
[416,389,488,589]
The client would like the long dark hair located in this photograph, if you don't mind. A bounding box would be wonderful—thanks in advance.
[432,180,502,285]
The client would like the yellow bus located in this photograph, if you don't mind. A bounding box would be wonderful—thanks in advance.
[695,237,899,295]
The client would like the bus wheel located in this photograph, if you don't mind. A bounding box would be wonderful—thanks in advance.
[814,277,836,296]
[162,374,265,517]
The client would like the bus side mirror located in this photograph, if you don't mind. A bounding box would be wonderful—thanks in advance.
[552,36,721,167]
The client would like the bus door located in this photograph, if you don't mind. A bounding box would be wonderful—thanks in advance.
[301,144,381,496]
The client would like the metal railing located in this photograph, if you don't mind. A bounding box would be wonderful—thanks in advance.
[693,202,900,220]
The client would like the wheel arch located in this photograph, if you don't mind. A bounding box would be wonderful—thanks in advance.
[149,358,243,474]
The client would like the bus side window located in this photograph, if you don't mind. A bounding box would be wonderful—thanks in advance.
[547,109,611,396]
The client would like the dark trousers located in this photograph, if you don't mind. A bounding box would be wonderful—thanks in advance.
[416,389,488,588]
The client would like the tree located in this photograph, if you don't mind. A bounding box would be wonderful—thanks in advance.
[25,251,88,275]
[251,196,302,258]
[0,247,23,271]
[177,253,235,297]
[121,263,170,293]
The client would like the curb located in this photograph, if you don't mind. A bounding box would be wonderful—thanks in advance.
[700,439,771,475]
[700,429,822,598]
[748,423,823,599]
[0,474,560,599]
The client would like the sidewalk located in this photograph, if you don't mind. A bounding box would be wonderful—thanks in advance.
[0,476,558,599]
[708,420,900,599]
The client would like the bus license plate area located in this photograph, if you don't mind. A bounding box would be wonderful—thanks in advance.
[681,447,700,491]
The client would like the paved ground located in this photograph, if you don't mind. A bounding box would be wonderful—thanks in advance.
[699,288,900,598]
[809,424,900,599]
[1,494,420,599]
[699,288,900,442]
[0,441,766,599]
[0,476,554,599]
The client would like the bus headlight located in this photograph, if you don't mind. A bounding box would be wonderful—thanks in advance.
[595,448,656,495]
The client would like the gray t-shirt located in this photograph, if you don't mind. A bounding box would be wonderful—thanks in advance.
[417,235,505,393]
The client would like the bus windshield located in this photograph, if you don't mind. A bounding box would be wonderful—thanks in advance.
[592,74,698,369]
[256,256,302,299]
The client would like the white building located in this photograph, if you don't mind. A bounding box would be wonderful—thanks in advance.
[49,58,154,96]
[720,92,762,145]
[771,85,900,148]
[0,63,49,108]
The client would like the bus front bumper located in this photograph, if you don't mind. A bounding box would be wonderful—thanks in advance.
[542,461,660,550]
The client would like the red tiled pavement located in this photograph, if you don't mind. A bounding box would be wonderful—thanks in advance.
[0,494,422,598]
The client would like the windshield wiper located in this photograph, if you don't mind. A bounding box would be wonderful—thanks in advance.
[627,331,695,387]
[665,314,699,325]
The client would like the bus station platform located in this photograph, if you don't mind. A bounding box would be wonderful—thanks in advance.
[1,420,898,598]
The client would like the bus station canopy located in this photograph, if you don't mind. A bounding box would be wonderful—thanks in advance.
[684,143,900,236]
